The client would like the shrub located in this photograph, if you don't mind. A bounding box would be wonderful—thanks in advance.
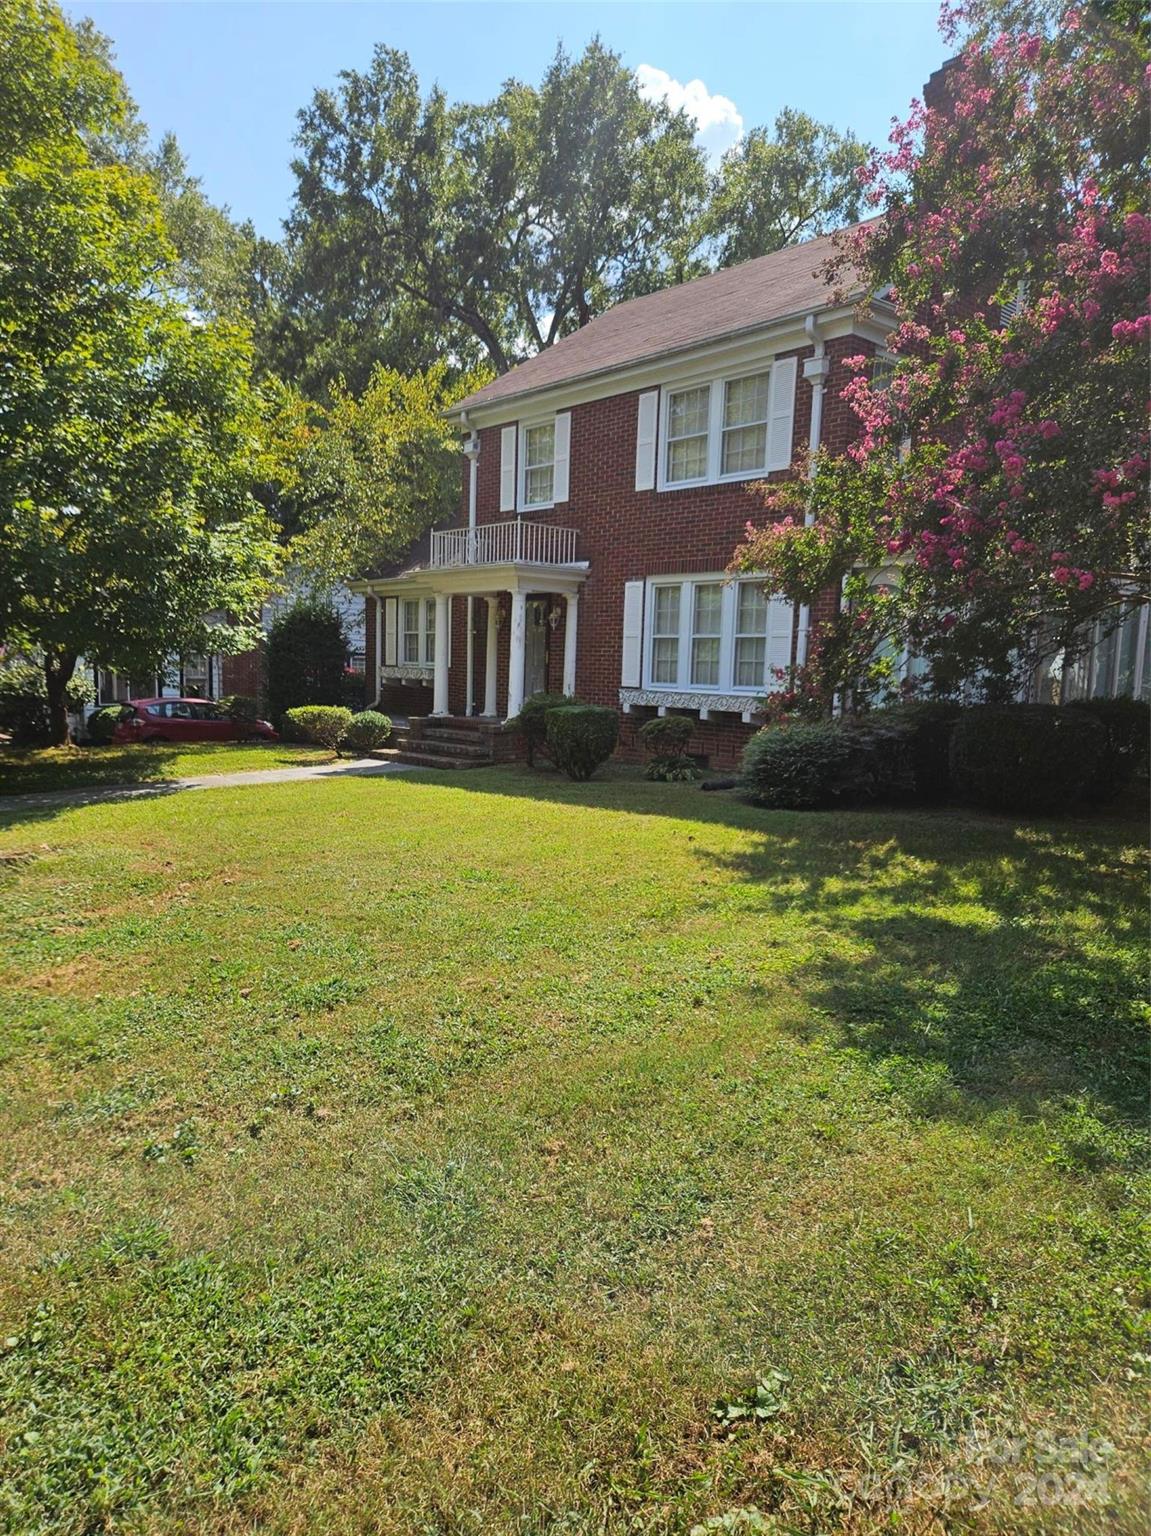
[510,692,579,765]
[637,715,694,755]
[86,705,126,745]
[1067,697,1150,801]
[867,701,963,801]
[545,704,619,781]
[344,710,392,753]
[949,704,1104,813]
[645,754,699,782]
[0,658,93,744]
[217,694,259,722]
[266,601,348,727]
[739,719,914,810]
[282,705,353,751]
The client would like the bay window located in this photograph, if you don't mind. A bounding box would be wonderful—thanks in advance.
[645,575,798,694]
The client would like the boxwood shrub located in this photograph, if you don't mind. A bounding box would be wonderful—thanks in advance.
[510,691,579,765]
[740,720,913,810]
[545,704,619,781]
[1066,696,1150,801]
[949,704,1104,813]
[86,705,127,745]
[343,710,392,754]
[638,714,697,782]
[282,705,353,751]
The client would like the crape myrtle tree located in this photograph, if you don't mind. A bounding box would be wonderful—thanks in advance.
[0,0,280,744]
[733,0,1149,711]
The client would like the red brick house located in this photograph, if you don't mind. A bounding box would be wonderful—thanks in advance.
[351,226,898,769]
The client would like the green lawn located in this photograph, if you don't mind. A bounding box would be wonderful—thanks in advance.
[0,739,335,795]
[0,767,1146,1534]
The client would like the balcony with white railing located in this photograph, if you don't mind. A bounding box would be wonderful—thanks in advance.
[429,520,579,569]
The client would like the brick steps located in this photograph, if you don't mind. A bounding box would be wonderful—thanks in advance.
[373,714,502,770]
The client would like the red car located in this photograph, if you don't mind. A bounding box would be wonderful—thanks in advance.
[109,699,279,745]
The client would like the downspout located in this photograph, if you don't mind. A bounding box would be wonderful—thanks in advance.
[462,416,480,715]
[799,312,830,684]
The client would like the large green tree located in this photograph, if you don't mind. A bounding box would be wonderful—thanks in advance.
[0,0,280,744]
[702,109,867,267]
[260,363,472,584]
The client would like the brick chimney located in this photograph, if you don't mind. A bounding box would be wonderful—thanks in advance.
[924,55,962,114]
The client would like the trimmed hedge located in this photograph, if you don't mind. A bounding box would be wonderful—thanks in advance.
[740,720,912,810]
[344,710,392,753]
[949,704,1104,813]
[282,705,353,751]
[867,701,962,802]
[1067,696,1150,802]
[511,692,579,765]
[545,704,619,781]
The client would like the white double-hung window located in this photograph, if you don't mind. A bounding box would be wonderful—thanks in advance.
[658,357,795,490]
[644,575,799,694]
[401,598,436,666]
[520,421,556,508]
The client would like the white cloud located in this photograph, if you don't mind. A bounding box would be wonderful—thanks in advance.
[635,64,744,164]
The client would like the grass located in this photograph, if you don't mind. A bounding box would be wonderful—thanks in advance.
[0,740,335,795]
[0,765,1146,1534]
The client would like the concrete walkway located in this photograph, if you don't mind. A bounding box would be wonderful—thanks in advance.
[0,758,412,813]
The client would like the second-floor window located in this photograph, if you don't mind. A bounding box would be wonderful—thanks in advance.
[520,421,556,508]
[661,366,782,489]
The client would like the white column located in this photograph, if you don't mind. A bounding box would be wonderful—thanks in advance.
[484,596,499,718]
[562,591,579,697]
[506,588,527,721]
[465,595,475,716]
[432,592,450,715]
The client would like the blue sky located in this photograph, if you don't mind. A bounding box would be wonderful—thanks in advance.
[64,2,948,239]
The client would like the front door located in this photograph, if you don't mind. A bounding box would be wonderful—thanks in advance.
[524,599,549,699]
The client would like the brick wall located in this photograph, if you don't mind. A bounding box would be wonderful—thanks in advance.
[446,334,872,768]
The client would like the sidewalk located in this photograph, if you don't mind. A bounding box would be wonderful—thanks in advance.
[0,757,412,813]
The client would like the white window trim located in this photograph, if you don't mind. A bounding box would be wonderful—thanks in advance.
[656,365,776,493]
[517,416,556,513]
[641,573,796,696]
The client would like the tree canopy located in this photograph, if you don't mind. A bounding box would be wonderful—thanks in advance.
[0,0,280,742]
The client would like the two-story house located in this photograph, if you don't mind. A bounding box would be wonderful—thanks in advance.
[350,224,897,769]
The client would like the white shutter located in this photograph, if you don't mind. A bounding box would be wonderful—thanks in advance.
[795,603,811,666]
[765,356,798,471]
[552,412,571,503]
[766,597,795,676]
[634,390,658,491]
[383,598,398,668]
[621,580,644,687]
[499,424,517,512]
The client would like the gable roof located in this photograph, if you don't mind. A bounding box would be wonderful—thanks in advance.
[453,219,877,417]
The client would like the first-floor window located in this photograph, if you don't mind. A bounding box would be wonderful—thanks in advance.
[651,584,681,683]
[399,597,438,665]
[690,582,723,686]
[645,575,797,693]
[402,599,422,663]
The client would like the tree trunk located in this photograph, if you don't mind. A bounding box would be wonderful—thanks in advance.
[43,654,78,747]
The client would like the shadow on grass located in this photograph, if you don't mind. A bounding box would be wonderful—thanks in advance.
[394,765,1150,1130]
